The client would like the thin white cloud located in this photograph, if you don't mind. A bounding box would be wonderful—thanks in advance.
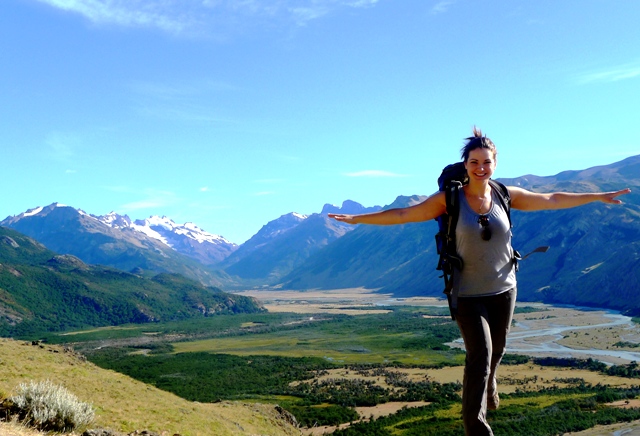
[346,0,379,6]
[344,170,408,177]
[431,0,455,15]
[289,0,379,25]
[289,6,331,26]
[37,0,192,34]
[253,191,276,196]
[34,0,384,35]
[576,62,640,85]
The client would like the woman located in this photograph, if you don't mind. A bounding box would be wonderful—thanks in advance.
[328,127,631,436]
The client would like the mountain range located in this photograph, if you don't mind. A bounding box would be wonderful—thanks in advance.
[278,156,640,313]
[1,204,233,288]
[2,155,639,315]
[0,226,264,336]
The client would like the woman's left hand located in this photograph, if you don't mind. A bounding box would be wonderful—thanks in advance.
[601,188,632,204]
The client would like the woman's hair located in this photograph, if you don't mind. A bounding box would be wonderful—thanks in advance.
[460,126,497,162]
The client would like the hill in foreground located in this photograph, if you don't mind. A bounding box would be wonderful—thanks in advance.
[0,338,299,435]
[0,226,264,337]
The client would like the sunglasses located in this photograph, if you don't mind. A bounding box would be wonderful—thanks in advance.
[478,215,492,241]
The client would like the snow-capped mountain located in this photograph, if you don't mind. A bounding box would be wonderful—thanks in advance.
[97,211,133,228]
[93,212,237,265]
[132,216,233,247]
[238,212,308,251]
[217,211,309,272]
[3,198,384,291]
[1,203,74,225]
[0,204,237,280]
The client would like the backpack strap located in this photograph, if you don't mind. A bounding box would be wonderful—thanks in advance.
[489,179,521,270]
[441,181,463,319]
[489,179,511,227]
[444,181,464,271]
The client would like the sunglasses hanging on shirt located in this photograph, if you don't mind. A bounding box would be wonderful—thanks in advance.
[478,215,492,241]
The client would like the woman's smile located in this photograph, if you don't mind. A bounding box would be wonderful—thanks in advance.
[465,148,496,181]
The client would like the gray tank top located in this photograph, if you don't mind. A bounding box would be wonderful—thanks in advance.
[453,187,517,297]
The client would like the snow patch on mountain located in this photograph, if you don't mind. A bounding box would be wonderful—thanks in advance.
[23,206,44,217]
[131,216,234,247]
[99,211,132,228]
[132,221,170,246]
[2,203,73,225]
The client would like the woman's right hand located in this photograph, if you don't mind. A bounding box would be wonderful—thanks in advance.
[328,213,358,224]
[327,192,446,226]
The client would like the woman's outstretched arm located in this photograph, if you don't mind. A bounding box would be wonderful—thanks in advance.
[329,191,447,225]
[509,186,631,211]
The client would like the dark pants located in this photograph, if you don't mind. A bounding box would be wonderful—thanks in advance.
[456,288,517,436]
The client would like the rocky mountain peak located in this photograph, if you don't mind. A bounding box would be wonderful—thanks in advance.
[320,200,382,215]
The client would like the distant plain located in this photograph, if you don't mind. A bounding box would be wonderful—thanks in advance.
[236,287,640,364]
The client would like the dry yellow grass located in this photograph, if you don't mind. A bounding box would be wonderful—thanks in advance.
[0,420,51,436]
[0,338,300,436]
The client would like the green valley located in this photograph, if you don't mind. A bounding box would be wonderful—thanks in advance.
[40,305,640,435]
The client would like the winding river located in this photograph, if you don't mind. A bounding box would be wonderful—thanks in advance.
[449,305,640,365]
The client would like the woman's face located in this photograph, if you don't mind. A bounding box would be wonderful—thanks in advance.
[464,148,496,182]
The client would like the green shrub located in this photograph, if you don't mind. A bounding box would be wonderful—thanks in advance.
[288,403,359,427]
[8,380,95,432]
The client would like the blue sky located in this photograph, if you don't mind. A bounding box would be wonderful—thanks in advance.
[2,0,639,244]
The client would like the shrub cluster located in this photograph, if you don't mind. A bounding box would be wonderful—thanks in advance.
[6,380,94,432]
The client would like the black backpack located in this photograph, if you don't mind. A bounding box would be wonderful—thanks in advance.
[435,162,515,319]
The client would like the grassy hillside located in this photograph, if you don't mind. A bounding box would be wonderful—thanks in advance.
[0,226,264,337]
[0,338,299,436]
